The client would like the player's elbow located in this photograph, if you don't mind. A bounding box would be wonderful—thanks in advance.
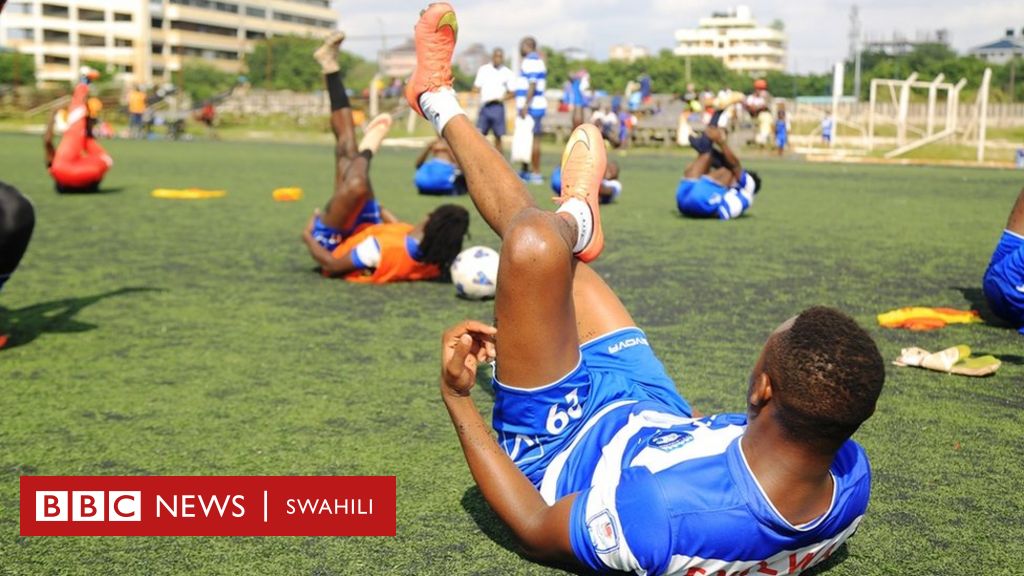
[518,534,558,564]
[511,513,565,565]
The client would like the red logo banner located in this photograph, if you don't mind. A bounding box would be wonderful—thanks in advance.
[20,476,396,536]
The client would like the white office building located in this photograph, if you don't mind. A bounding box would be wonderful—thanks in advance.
[673,5,786,76]
[0,0,337,85]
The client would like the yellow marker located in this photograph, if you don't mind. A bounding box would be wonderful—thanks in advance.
[151,188,227,200]
[273,187,303,202]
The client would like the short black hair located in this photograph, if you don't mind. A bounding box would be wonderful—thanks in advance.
[764,306,884,452]
[746,170,762,194]
[520,36,537,52]
[418,204,469,277]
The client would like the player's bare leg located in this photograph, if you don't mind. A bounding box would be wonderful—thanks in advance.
[444,117,634,366]
[408,5,633,379]
[683,153,713,180]
[323,113,393,232]
[314,30,376,232]
[1003,186,1024,236]
[683,127,717,180]
[440,116,532,237]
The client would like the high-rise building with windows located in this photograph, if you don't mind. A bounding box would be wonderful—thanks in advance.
[673,5,786,76]
[0,0,337,85]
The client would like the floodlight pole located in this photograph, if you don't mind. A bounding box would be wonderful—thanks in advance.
[831,62,844,148]
[867,79,878,150]
[977,67,992,163]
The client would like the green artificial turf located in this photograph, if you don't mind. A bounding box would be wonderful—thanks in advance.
[0,132,1022,575]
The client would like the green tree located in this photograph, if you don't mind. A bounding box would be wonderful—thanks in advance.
[452,64,473,92]
[181,62,238,102]
[848,43,1023,101]
[541,47,571,87]
[0,52,36,86]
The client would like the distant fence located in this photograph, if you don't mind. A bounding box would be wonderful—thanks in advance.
[214,90,1024,127]
[786,101,1024,127]
[216,89,330,116]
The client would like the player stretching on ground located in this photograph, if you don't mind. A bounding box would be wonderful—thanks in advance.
[414,138,466,196]
[302,31,469,283]
[983,186,1024,335]
[406,4,884,574]
[44,68,113,193]
[676,126,761,220]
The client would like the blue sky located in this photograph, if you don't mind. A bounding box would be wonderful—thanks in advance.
[335,0,1022,73]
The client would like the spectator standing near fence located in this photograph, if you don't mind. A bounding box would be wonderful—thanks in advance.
[472,48,515,152]
[128,85,147,140]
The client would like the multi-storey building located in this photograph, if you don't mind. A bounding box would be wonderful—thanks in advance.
[673,5,786,76]
[969,29,1024,65]
[0,0,337,85]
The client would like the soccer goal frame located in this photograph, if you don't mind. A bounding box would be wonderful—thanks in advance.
[867,68,993,161]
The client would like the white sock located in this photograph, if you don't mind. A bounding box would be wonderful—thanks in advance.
[556,198,593,254]
[418,88,466,134]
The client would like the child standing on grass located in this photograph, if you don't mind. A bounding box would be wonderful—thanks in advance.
[775,103,790,156]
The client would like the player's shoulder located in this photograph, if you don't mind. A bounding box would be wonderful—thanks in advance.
[832,438,872,485]
[522,53,546,71]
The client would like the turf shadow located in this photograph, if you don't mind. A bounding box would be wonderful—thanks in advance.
[460,486,518,554]
[995,354,1024,367]
[57,186,124,195]
[802,543,850,575]
[0,287,162,349]
[459,486,589,575]
[951,286,1010,327]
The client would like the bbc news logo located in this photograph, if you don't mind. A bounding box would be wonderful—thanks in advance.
[36,491,141,522]
[21,476,396,536]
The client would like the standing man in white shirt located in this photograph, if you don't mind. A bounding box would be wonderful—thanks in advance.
[473,48,515,152]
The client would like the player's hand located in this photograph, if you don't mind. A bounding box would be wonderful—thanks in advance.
[706,125,725,144]
[519,108,527,119]
[441,320,497,398]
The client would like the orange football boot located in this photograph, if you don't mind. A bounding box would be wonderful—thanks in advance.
[557,124,607,263]
[404,2,458,117]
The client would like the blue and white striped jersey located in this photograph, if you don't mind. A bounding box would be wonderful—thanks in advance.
[676,170,756,221]
[549,405,871,575]
[718,170,757,220]
[515,52,547,113]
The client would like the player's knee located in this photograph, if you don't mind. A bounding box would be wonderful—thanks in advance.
[502,210,564,273]
[341,171,370,198]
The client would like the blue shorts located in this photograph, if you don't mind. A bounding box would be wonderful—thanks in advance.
[676,176,727,218]
[477,102,507,137]
[566,80,585,108]
[415,159,457,195]
[983,230,1024,333]
[776,129,788,149]
[525,110,545,135]
[310,199,382,252]
[491,328,692,485]
[550,166,562,194]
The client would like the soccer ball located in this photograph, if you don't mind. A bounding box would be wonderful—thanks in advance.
[450,246,500,300]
